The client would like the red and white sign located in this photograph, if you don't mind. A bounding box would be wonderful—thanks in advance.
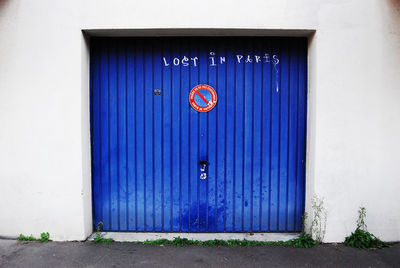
[189,84,218,112]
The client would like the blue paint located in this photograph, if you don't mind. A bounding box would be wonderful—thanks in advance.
[91,37,307,232]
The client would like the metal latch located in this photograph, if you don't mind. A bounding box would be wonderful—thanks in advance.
[154,89,161,95]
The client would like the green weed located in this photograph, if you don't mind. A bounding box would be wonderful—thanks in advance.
[344,207,388,250]
[93,221,114,244]
[18,234,36,241]
[93,235,114,244]
[40,232,50,242]
[344,228,387,249]
[292,232,317,248]
[138,235,315,248]
[18,232,50,242]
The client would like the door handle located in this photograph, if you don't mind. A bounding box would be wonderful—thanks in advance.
[199,160,208,180]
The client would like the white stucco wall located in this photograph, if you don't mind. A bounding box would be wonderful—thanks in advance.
[0,0,399,242]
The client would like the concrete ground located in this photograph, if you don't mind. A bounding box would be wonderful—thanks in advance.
[0,239,399,268]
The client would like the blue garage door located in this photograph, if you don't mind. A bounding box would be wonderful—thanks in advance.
[91,37,307,232]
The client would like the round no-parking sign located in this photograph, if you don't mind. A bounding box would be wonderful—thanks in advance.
[189,84,218,112]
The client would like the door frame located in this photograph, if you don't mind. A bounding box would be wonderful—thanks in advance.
[81,28,316,239]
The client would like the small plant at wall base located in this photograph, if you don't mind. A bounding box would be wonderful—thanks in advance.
[292,232,317,248]
[18,234,36,241]
[18,232,50,242]
[344,207,388,250]
[310,196,327,243]
[39,232,50,242]
[289,196,327,248]
[293,212,317,248]
[93,221,114,244]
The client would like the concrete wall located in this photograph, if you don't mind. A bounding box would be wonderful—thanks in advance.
[0,0,399,242]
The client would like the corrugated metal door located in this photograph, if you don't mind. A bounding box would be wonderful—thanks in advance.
[91,37,307,232]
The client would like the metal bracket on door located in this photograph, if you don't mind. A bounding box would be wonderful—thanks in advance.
[154,89,161,95]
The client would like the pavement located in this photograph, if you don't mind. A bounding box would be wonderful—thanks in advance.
[0,239,399,268]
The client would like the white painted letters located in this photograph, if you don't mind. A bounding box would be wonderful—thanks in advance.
[273,55,279,65]
[163,57,170,66]
[162,52,280,67]
[182,56,189,66]
[209,52,216,66]
[245,55,253,63]
[191,57,198,67]
[264,53,270,63]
